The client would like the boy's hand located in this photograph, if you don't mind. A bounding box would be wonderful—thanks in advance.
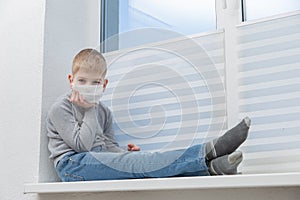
[70,91,96,109]
[127,143,140,151]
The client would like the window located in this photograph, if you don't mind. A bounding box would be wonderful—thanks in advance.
[243,0,300,21]
[101,1,300,51]
[101,0,216,52]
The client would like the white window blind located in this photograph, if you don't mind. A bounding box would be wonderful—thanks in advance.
[102,30,226,152]
[101,12,300,175]
[237,13,300,173]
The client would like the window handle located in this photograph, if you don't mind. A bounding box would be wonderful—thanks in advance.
[221,0,227,9]
[221,0,240,10]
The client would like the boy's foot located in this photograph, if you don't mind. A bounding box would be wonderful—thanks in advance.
[205,117,251,161]
[208,151,243,175]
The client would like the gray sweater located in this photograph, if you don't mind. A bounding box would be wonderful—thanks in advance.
[46,92,125,167]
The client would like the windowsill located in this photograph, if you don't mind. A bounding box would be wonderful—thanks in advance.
[24,172,300,194]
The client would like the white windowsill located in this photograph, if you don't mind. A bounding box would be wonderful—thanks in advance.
[24,172,300,194]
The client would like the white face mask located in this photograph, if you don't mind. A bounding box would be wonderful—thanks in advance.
[72,84,103,104]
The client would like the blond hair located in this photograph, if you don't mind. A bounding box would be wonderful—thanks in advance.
[72,48,107,77]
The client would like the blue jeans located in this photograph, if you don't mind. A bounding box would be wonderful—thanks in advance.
[56,144,210,181]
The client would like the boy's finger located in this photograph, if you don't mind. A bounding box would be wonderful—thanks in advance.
[127,144,133,151]
[127,144,140,151]
[79,94,84,103]
[134,146,140,151]
[72,91,77,101]
[70,91,76,102]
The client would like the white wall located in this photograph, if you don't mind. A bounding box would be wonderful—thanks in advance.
[0,0,299,199]
[39,0,100,183]
[0,0,100,199]
[0,0,45,199]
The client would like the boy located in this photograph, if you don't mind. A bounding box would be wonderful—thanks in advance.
[47,48,251,181]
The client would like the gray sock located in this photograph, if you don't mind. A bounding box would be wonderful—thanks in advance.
[205,117,251,161]
[208,151,243,175]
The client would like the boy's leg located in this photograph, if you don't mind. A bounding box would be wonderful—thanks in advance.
[56,144,210,181]
[55,118,251,181]
[208,151,243,175]
[205,117,251,161]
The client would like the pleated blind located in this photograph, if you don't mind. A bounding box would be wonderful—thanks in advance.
[237,13,300,173]
[102,13,300,175]
[102,31,226,152]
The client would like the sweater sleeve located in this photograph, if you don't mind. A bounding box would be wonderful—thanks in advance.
[103,108,126,152]
[48,101,98,152]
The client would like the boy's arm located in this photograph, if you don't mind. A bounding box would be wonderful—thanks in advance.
[103,109,126,152]
[49,102,97,152]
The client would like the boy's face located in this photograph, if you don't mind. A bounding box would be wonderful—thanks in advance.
[68,67,108,91]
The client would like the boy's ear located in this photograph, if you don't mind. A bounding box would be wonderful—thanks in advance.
[103,79,108,91]
[68,74,73,88]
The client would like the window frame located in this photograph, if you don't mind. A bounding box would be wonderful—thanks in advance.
[100,0,120,52]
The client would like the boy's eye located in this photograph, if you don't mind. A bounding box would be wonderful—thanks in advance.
[78,79,86,83]
[94,81,101,85]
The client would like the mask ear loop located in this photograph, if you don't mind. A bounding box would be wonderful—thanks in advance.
[96,84,104,98]
[96,82,105,94]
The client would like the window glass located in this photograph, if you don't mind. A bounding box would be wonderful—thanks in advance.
[245,0,300,21]
[102,0,216,51]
